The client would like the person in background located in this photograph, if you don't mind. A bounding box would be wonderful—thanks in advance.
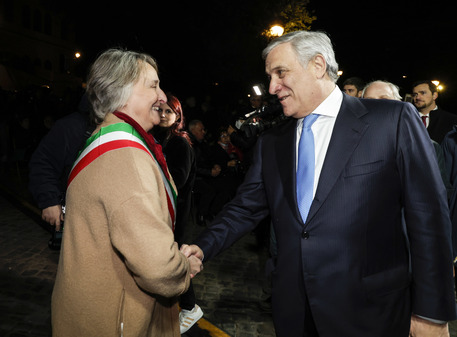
[412,80,457,144]
[212,126,245,182]
[154,93,203,334]
[362,80,402,100]
[362,79,452,200]
[51,49,202,337]
[342,76,365,97]
[182,30,456,336]
[28,94,95,232]
[189,119,231,224]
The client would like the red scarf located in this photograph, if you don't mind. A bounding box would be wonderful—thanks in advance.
[113,111,170,180]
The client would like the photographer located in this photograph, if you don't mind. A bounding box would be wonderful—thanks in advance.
[229,96,285,169]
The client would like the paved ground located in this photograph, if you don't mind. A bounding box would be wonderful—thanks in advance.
[1,162,457,337]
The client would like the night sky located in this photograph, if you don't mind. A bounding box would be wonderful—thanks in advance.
[68,0,457,107]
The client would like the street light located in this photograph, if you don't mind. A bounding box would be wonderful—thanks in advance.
[253,85,262,96]
[270,25,284,37]
[432,80,444,91]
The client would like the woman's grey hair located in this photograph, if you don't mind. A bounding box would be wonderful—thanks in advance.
[262,30,339,83]
[86,48,159,123]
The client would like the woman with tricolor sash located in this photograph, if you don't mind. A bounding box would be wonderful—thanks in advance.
[51,49,202,337]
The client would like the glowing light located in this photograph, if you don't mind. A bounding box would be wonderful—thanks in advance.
[270,25,284,37]
[75,52,81,59]
[337,70,343,76]
[253,85,262,96]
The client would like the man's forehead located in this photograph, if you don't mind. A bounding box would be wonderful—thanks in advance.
[413,84,429,92]
[265,43,294,72]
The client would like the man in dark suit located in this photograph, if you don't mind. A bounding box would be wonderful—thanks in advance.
[412,80,457,144]
[181,31,456,336]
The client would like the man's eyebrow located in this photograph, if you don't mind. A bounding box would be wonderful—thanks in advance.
[266,65,284,75]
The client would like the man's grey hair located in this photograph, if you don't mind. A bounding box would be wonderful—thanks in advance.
[86,48,159,123]
[262,30,340,83]
[362,80,402,101]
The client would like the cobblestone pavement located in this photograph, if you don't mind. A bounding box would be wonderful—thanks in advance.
[1,166,456,337]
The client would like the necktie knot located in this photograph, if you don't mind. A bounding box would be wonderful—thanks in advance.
[421,115,428,127]
[303,113,319,130]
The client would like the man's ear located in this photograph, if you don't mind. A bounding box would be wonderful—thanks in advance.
[311,54,327,79]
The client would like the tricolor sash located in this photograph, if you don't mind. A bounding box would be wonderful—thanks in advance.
[68,123,177,229]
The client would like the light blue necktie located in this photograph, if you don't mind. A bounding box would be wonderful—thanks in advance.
[297,114,319,223]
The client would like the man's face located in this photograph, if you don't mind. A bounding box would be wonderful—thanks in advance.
[412,83,437,111]
[343,84,361,97]
[191,122,206,141]
[266,43,318,119]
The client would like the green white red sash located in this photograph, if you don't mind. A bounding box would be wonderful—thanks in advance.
[68,123,177,228]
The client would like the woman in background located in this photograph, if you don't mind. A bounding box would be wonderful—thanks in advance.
[155,93,203,334]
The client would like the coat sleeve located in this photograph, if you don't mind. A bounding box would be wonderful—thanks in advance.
[397,103,457,321]
[28,112,88,209]
[106,149,190,298]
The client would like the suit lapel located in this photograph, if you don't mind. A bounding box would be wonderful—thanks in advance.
[275,119,302,221]
[306,97,369,225]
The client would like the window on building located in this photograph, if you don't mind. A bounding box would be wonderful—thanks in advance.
[22,5,31,29]
[44,13,52,35]
[33,9,42,32]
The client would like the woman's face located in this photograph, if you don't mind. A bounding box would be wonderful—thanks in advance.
[158,103,177,128]
[121,62,166,132]
[219,132,230,145]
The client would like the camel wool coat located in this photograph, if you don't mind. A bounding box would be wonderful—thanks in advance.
[51,114,191,337]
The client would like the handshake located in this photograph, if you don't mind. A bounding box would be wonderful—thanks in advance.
[180,244,205,278]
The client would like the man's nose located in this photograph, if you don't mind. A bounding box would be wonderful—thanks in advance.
[269,79,280,95]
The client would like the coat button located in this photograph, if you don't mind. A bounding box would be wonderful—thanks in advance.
[302,231,309,239]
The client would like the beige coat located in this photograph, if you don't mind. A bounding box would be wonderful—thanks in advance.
[52,114,190,337]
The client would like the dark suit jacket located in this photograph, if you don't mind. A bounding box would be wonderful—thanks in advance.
[195,95,456,336]
[427,108,457,144]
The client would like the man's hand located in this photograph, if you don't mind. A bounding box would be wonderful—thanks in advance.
[211,164,221,177]
[42,205,64,231]
[188,255,203,278]
[181,244,205,278]
[410,315,449,337]
[181,244,204,260]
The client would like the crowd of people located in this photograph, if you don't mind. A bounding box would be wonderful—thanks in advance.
[2,29,457,336]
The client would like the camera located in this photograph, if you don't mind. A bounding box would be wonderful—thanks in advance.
[48,227,63,250]
[239,103,285,138]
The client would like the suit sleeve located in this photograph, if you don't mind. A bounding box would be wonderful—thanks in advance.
[195,135,270,260]
[397,103,457,321]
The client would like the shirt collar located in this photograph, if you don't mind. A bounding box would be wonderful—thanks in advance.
[298,86,342,123]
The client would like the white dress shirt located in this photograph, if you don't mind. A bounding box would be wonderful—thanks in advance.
[419,106,438,128]
[296,86,343,198]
